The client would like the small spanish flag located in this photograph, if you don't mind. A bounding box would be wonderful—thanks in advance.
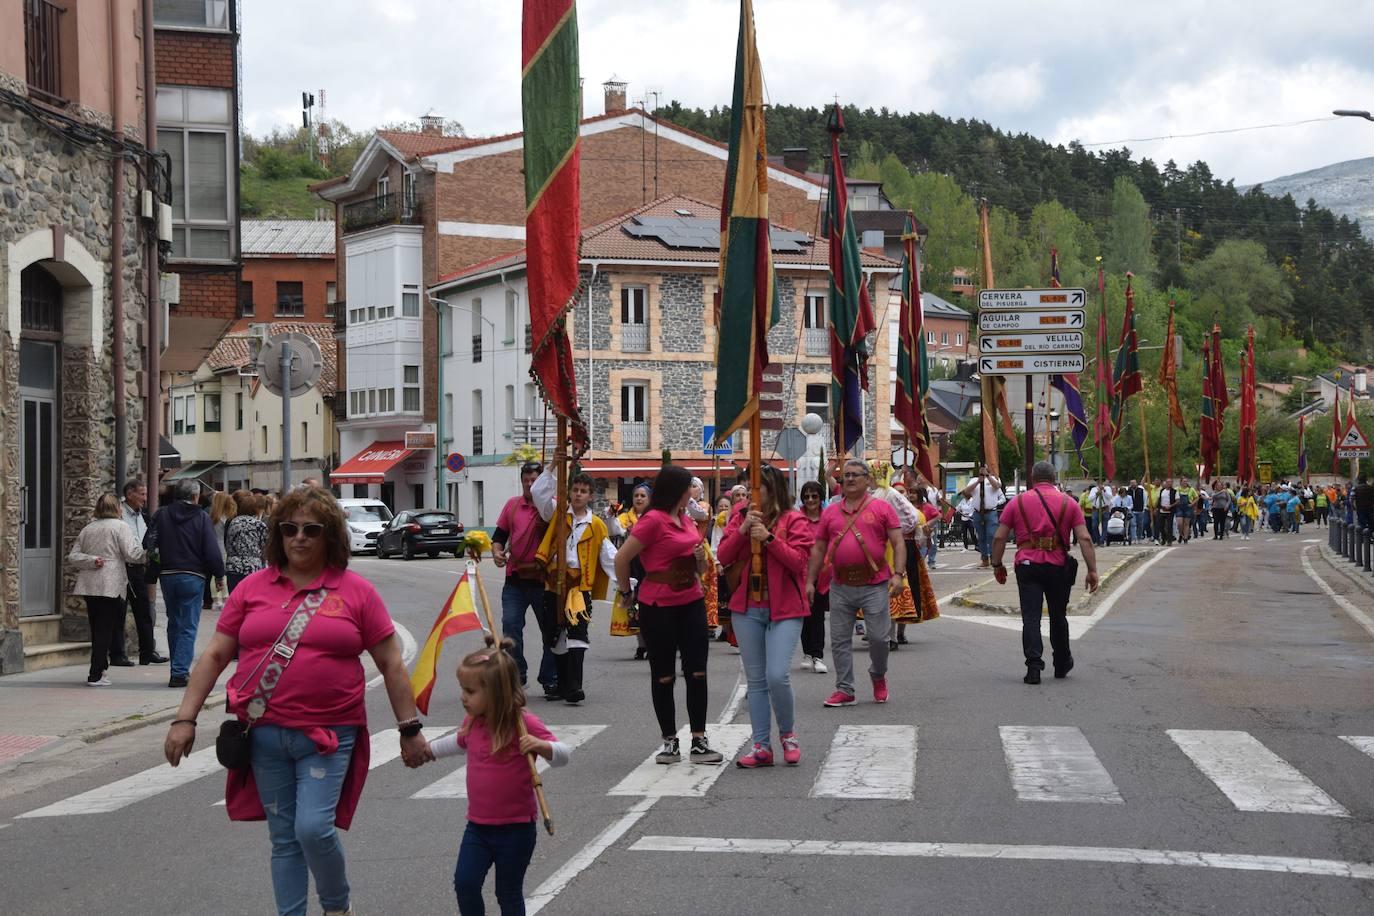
[410,570,484,714]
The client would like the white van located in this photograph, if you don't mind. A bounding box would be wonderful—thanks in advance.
[337,498,394,554]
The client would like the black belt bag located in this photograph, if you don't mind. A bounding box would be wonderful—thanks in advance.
[216,588,328,771]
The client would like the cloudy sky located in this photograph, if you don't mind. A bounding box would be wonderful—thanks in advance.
[241,0,1374,186]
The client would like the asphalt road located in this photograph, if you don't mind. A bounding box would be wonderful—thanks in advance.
[2,533,1372,915]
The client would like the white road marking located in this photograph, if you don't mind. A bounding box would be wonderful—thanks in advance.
[1303,538,1321,543]
[1300,547,1374,640]
[1340,736,1374,760]
[608,724,752,796]
[1167,729,1348,817]
[719,670,748,724]
[20,746,222,818]
[999,726,1123,804]
[627,835,1374,880]
[410,725,607,799]
[366,621,417,691]
[368,726,454,771]
[810,725,916,800]
[1233,546,1251,551]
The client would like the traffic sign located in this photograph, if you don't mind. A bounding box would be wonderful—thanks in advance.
[446,452,466,473]
[1337,415,1370,459]
[979,331,1083,354]
[978,353,1085,376]
[979,288,1087,310]
[978,309,1086,332]
[703,425,736,456]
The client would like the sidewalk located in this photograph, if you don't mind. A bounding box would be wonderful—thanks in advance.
[0,602,232,771]
[949,542,1160,615]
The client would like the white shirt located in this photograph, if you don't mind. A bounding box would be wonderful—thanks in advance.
[531,470,617,579]
[964,476,1003,511]
[877,486,923,539]
[121,499,147,545]
[1088,486,1112,509]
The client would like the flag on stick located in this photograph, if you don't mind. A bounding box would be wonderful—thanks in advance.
[1109,273,1142,439]
[1094,262,1116,480]
[523,0,587,451]
[1200,334,1220,479]
[977,200,1016,474]
[825,102,876,456]
[1210,324,1229,438]
[893,211,937,482]
[1158,297,1187,433]
[1237,326,1257,483]
[411,570,484,714]
[713,0,778,442]
[1050,372,1090,473]
[1297,414,1307,480]
[1331,375,1346,474]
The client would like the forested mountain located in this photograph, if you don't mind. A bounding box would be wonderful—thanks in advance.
[1245,157,1374,242]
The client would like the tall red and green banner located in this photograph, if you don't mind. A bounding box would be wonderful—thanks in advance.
[1094,263,1116,480]
[1109,273,1141,439]
[713,0,778,442]
[1210,324,1229,442]
[1158,298,1187,434]
[825,103,875,457]
[1236,326,1257,483]
[1331,378,1346,474]
[1047,248,1089,473]
[1297,415,1307,481]
[523,0,587,451]
[893,211,936,482]
[1200,334,1220,478]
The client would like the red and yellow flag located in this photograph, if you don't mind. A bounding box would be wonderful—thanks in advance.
[410,570,484,714]
[893,210,937,483]
[1158,298,1186,433]
[523,0,587,451]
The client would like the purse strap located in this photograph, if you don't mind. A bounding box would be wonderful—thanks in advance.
[242,588,328,723]
[1032,489,1071,556]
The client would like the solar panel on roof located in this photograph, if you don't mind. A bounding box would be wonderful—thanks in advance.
[623,216,813,253]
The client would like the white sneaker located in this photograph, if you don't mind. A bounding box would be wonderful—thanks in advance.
[801,655,815,672]
[812,657,828,674]
[86,676,111,687]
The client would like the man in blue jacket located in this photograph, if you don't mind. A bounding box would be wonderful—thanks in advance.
[145,480,225,687]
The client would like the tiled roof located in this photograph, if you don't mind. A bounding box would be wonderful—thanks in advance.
[206,322,338,397]
[376,129,474,158]
[241,220,335,257]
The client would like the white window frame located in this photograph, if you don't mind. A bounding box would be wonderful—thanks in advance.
[402,286,420,318]
[621,381,647,423]
[377,174,390,199]
[803,292,827,329]
[152,0,229,31]
[621,286,648,326]
[157,86,235,261]
[403,365,421,412]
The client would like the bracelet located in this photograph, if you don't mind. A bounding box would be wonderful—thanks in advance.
[170,718,197,727]
[398,719,424,738]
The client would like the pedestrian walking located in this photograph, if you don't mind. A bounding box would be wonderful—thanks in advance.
[797,481,829,674]
[70,493,148,686]
[960,465,1003,567]
[1176,478,1197,544]
[1157,479,1178,546]
[614,465,723,765]
[163,486,424,916]
[717,464,813,768]
[607,481,653,659]
[427,644,571,915]
[805,459,906,708]
[1315,487,1329,526]
[224,490,268,592]
[1286,488,1303,533]
[1237,488,1258,539]
[1354,475,1374,531]
[1128,479,1149,543]
[119,478,167,665]
[492,462,559,692]
[532,465,616,706]
[145,480,225,688]
[1210,480,1231,539]
[990,461,1100,684]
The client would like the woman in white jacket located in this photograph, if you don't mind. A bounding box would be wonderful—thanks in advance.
[70,493,147,686]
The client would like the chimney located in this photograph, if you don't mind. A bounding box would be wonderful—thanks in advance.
[782,147,809,173]
[419,113,443,136]
[1357,368,1369,395]
[603,78,627,115]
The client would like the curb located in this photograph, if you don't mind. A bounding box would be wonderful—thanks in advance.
[1316,546,1374,603]
[950,546,1159,616]
[73,691,227,745]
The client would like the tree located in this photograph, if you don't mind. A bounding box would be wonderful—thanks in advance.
[948,414,1019,479]
[901,172,978,299]
[1188,239,1294,326]
[1103,177,1155,280]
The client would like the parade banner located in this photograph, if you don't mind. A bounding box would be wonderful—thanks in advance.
[1237,326,1257,483]
[713,0,778,442]
[893,210,937,482]
[1200,334,1220,478]
[1094,263,1116,480]
[1158,298,1187,433]
[1109,273,1142,440]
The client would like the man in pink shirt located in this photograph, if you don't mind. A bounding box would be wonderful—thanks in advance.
[491,462,556,697]
[805,459,906,707]
[990,461,1100,684]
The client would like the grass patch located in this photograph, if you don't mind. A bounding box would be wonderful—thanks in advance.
[241,173,326,220]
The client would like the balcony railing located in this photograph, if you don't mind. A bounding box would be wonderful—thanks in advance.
[513,417,555,449]
[24,0,65,105]
[472,334,483,363]
[472,426,484,456]
[622,323,649,353]
[524,324,532,354]
[342,193,420,233]
[622,422,649,451]
[803,326,828,357]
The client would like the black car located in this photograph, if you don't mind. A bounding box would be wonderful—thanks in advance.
[376,510,465,560]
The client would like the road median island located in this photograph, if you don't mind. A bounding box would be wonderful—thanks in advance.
[950,545,1161,616]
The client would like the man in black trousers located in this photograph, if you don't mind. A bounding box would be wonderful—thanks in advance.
[119,480,167,665]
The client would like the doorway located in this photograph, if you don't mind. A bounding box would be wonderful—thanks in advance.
[19,339,59,618]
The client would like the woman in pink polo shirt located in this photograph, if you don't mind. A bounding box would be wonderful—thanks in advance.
[614,465,724,766]
[164,487,426,916]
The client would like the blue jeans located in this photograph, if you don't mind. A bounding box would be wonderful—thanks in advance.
[924,536,938,568]
[455,820,537,915]
[159,572,205,678]
[1241,516,1253,536]
[1133,510,1149,541]
[250,723,358,916]
[1092,509,1108,545]
[975,511,1000,559]
[501,578,556,687]
[732,605,803,747]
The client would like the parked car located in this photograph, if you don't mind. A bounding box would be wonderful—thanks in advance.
[376,509,465,560]
[338,498,394,554]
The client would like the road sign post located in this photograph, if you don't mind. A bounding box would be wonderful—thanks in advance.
[978,353,1085,376]
[979,288,1087,310]
[978,331,1084,353]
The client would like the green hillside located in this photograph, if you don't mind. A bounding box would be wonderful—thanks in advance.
[240,171,324,219]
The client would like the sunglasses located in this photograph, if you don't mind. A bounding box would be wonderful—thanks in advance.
[279,521,325,539]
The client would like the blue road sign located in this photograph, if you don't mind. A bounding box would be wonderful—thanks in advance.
[703,425,735,456]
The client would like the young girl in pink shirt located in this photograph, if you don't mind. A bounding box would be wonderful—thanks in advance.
[430,641,570,915]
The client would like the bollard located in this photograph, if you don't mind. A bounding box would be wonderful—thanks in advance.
[1365,529,1372,573]
[1330,519,1339,551]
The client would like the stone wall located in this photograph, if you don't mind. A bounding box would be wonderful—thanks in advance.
[0,98,149,669]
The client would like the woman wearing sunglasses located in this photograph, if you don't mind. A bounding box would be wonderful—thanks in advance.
[164,487,426,916]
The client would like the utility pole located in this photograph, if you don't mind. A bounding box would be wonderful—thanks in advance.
[1174,208,1182,266]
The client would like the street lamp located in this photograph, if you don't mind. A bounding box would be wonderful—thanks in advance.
[428,294,497,511]
[1333,109,1374,121]
[1049,407,1061,472]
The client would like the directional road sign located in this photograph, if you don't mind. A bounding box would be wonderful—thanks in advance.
[979,288,1087,310]
[979,353,1085,376]
[979,331,1083,354]
[978,309,1086,332]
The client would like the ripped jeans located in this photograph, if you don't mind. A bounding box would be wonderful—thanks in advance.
[250,723,358,916]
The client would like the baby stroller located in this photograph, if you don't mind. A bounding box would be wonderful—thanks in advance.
[1105,506,1133,545]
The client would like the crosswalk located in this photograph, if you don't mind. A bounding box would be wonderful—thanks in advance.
[12,724,1373,822]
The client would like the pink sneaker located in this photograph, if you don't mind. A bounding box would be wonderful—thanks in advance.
[736,743,774,768]
[823,690,857,707]
[872,677,889,704]
[780,732,801,765]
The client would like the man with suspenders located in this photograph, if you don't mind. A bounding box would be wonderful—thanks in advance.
[491,462,557,698]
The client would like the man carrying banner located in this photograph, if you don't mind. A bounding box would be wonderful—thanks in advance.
[492,460,557,698]
[532,464,617,705]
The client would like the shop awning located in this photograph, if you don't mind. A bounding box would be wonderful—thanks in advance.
[165,460,222,481]
[159,436,181,471]
[330,440,413,485]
